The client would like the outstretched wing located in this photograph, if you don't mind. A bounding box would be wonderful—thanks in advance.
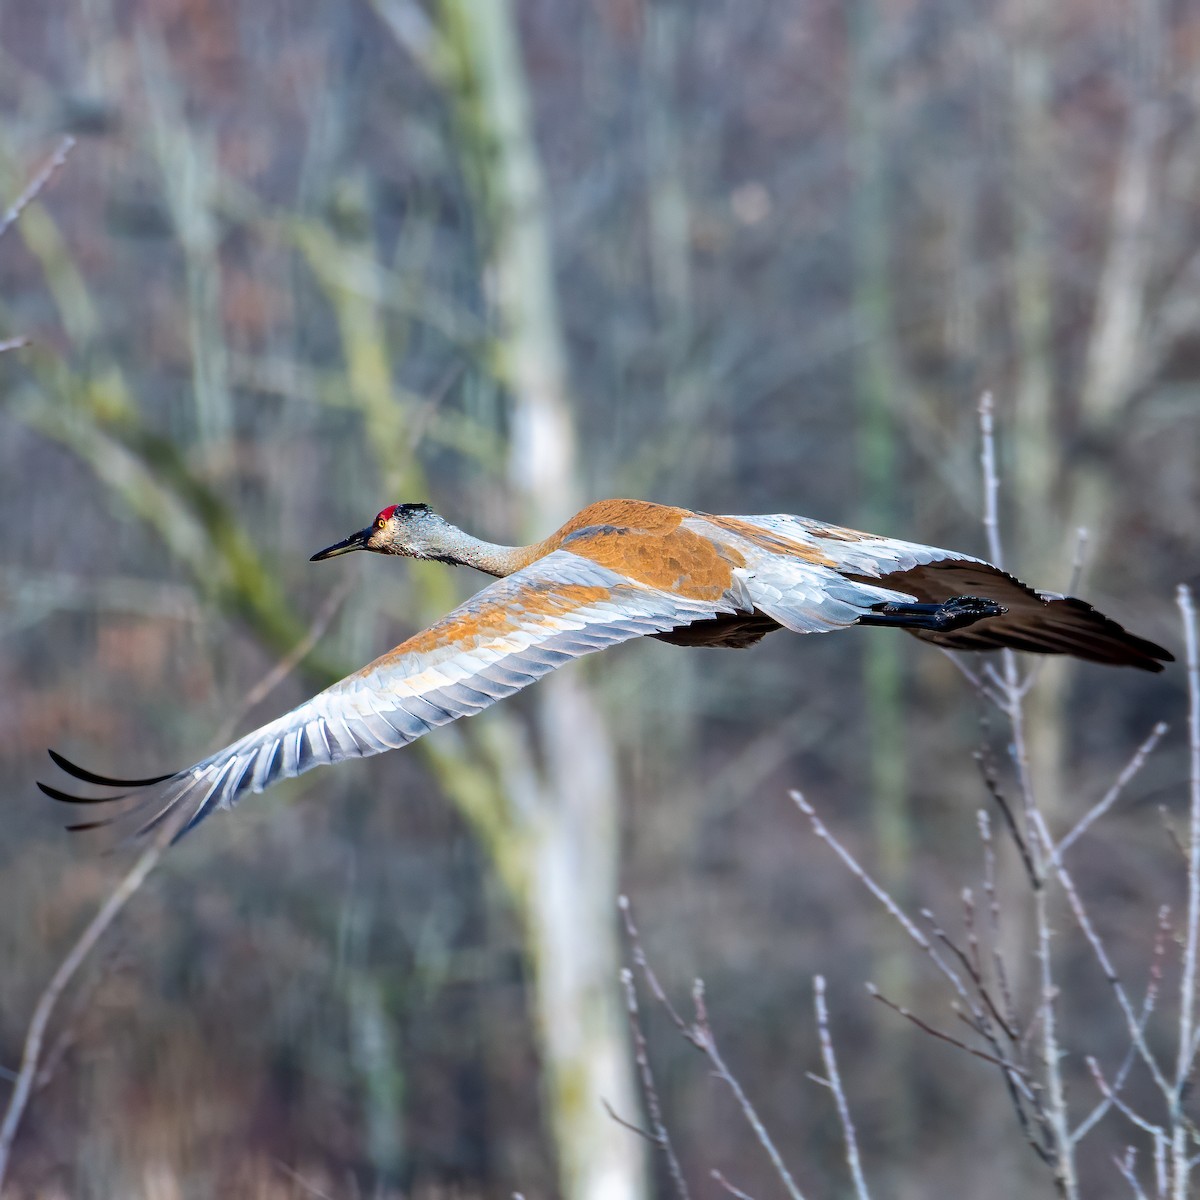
[41,551,746,842]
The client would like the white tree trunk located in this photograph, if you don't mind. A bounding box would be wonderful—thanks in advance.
[436,3,645,1197]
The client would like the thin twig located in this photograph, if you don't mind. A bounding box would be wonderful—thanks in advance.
[1087,1057,1165,1142]
[215,573,356,742]
[0,586,349,1190]
[791,792,971,1004]
[963,886,983,980]
[1172,583,1200,1200]
[814,977,871,1200]
[921,907,1018,1042]
[1056,722,1168,860]
[1113,1145,1150,1200]
[0,137,75,357]
[601,1098,660,1146]
[974,748,1036,886]
[619,898,803,1197]
[690,980,807,1200]
[710,1169,758,1200]
[969,818,1056,1158]
[1175,584,1200,1090]
[1160,804,1188,867]
[616,966,691,1200]
[866,985,1032,1083]
[1065,527,1090,598]
[938,647,1004,706]
[0,832,168,1190]
[977,810,1018,1034]
[273,1160,338,1200]
[618,895,690,1035]
[979,395,1077,1197]
[32,948,119,1093]
[1072,905,1169,1146]
[978,392,1003,567]
[1033,805,1175,1101]
[1022,713,1079,1199]
[0,136,76,241]
[795,784,1042,1145]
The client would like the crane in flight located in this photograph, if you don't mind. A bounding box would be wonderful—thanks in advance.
[41,499,1171,843]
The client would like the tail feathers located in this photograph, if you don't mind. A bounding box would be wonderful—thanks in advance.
[856,560,1173,672]
[913,593,1172,671]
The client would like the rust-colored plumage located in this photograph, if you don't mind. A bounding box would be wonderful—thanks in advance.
[41,498,1172,843]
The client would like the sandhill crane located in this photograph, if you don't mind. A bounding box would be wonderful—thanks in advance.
[41,498,1171,843]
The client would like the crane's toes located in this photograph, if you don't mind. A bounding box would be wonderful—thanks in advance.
[861,596,1007,632]
[934,596,1008,630]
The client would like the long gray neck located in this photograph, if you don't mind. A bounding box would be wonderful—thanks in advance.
[436,528,534,577]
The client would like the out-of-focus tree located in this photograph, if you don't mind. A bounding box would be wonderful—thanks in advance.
[396,1,646,1196]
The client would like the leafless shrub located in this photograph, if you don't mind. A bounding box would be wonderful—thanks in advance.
[613,398,1197,1199]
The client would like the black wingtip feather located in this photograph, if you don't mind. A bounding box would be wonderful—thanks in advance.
[65,816,121,833]
[37,780,130,805]
[42,750,188,841]
[47,748,176,788]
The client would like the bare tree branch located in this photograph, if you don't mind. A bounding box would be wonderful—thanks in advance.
[0,582,362,1190]
[978,392,1005,569]
[688,980,808,1200]
[866,986,1030,1085]
[0,833,168,1191]
[1072,906,1169,1147]
[615,965,691,1200]
[0,136,75,241]
[1056,722,1168,860]
[1113,1145,1150,1200]
[1171,583,1200,1199]
[792,792,970,1002]
[618,896,806,1200]
[813,976,871,1200]
[710,1169,758,1200]
[214,574,357,743]
[977,810,1018,1035]
[1087,1057,1165,1144]
[980,390,1079,1197]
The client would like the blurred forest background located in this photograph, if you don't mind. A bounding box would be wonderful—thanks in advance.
[1,0,1199,1197]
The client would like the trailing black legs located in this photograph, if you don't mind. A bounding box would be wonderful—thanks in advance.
[859,595,1007,632]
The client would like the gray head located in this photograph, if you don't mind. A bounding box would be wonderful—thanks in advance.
[310,503,459,563]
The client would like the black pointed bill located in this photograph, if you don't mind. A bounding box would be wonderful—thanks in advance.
[310,527,371,561]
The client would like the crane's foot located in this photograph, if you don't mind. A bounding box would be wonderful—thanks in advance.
[860,595,1007,632]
